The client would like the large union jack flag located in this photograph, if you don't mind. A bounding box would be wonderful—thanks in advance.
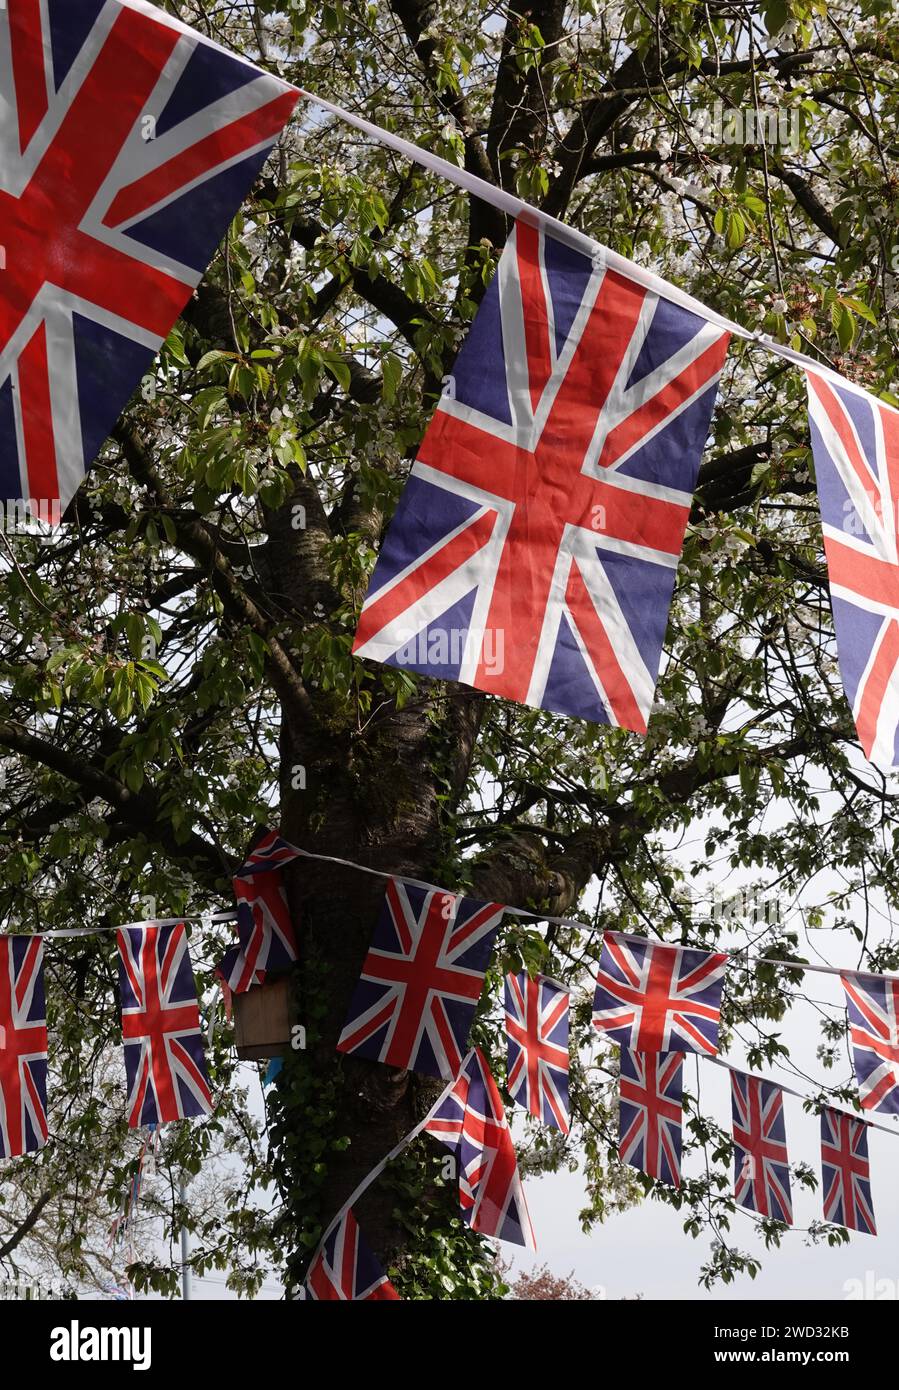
[0,937,48,1158]
[806,368,899,766]
[425,1047,535,1248]
[730,1071,792,1223]
[592,932,728,1055]
[841,971,899,1114]
[618,1049,684,1187]
[0,0,297,513]
[337,879,503,1081]
[820,1107,876,1235]
[118,922,212,1127]
[305,1208,400,1301]
[352,219,729,729]
[504,970,570,1132]
[216,830,300,993]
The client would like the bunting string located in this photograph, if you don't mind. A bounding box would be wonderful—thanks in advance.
[704,1056,899,1138]
[0,911,237,940]
[4,831,899,1250]
[1,845,895,985]
[296,88,899,413]
[304,1058,465,1269]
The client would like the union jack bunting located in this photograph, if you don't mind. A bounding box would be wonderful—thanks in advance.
[592,932,728,1055]
[305,1208,400,1301]
[841,971,899,1114]
[730,1071,793,1223]
[0,0,298,513]
[425,1047,536,1248]
[117,922,212,1127]
[820,1107,876,1235]
[352,219,729,729]
[504,971,570,1132]
[805,369,899,766]
[618,1049,684,1187]
[0,937,49,1158]
[337,879,503,1081]
[216,830,301,993]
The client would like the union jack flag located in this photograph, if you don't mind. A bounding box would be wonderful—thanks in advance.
[0,937,48,1158]
[0,0,297,513]
[425,1047,535,1248]
[841,971,899,1114]
[352,219,729,729]
[592,932,728,1055]
[504,971,570,1132]
[730,1071,792,1223]
[118,922,212,1127]
[337,879,503,1081]
[806,369,899,766]
[217,831,300,993]
[305,1208,400,1301]
[820,1107,876,1235]
[618,1049,684,1187]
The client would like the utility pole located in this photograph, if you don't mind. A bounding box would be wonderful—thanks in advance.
[179,1180,191,1301]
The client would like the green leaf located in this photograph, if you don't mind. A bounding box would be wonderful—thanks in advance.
[381,352,403,404]
[841,296,877,325]
[835,304,856,350]
[196,350,238,373]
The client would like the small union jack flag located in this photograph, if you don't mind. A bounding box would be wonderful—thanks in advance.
[0,0,298,513]
[841,971,899,1114]
[618,1049,684,1187]
[425,1047,535,1248]
[118,922,212,1127]
[504,971,570,1132]
[806,369,899,766]
[337,879,503,1081]
[592,932,728,1055]
[820,1107,876,1235]
[352,219,729,729]
[217,831,301,993]
[305,1208,400,1301]
[731,1071,792,1223]
[0,937,49,1158]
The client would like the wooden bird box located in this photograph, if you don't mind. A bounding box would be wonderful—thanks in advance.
[232,976,293,1060]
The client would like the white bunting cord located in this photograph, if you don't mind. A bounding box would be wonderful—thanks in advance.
[0,911,237,940]
[600,929,896,983]
[300,1053,470,1288]
[704,1054,899,1139]
[295,87,899,410]
[277,849,899,981]
[296,88,744,337]
[276,839,589,932]
[4,844,897,988]
[724,948,886,983]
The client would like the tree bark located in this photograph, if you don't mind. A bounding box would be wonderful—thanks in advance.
[277,675,489,1273]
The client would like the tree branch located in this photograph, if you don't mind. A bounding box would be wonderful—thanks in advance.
[0,719,225,878]
[112,422,321,739]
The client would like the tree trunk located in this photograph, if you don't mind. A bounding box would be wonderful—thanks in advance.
[273,564,488,1280]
